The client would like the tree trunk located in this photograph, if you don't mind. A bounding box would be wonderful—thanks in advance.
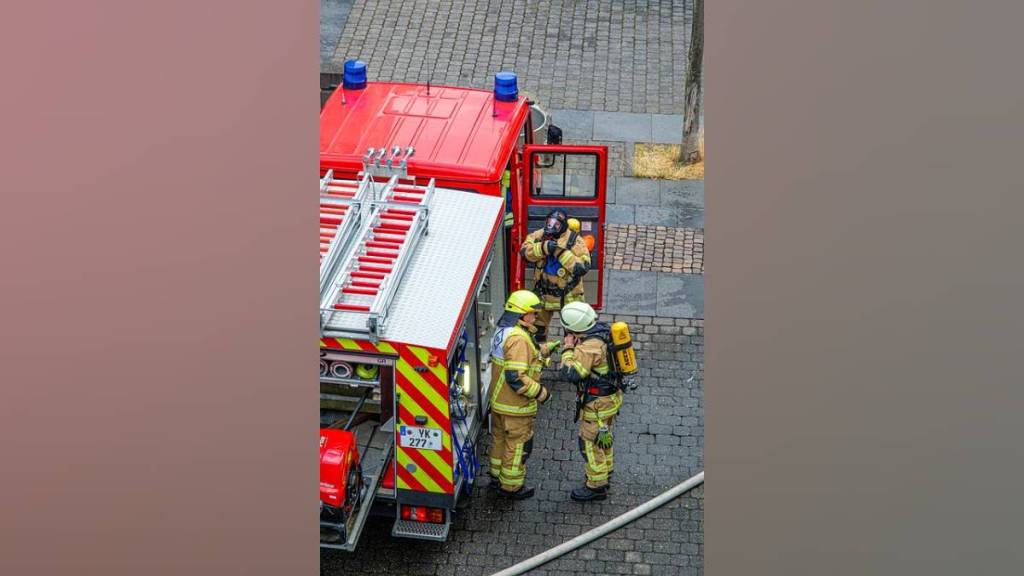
[681,0,704,164]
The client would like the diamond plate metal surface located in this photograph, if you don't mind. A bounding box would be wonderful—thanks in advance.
[391,518,450,541]
[324,187,503,350]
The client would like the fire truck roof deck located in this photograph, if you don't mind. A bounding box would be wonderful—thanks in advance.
[320,82,530,183]
[320,171,504,351]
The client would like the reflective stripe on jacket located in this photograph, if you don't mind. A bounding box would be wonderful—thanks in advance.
[490,324,545,416]
[561,336,621,421]
[520,228,591,304]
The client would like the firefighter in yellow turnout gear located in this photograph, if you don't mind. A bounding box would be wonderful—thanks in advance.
[520,209,592,343]
[487,290,559,499]
[559,301,623,502]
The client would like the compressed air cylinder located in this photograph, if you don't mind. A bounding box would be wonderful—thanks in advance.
[610,322,638,375]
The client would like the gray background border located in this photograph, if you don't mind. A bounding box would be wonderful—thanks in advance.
[708,0,1024,573]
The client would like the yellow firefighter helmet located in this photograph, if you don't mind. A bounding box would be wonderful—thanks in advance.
[505,290,542,314]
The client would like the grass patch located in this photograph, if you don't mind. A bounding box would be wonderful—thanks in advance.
[633,143,704,180]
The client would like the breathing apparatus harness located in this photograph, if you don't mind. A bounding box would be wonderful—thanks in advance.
[566,323,620,423]
[532,227,587,308]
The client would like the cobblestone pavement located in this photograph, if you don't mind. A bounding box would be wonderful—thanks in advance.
[324,0,695,115]
[321,0,355,67]
[606,225,704,274]
[322,315,703,576]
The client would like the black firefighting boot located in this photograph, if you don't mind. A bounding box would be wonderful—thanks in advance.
[570,484,608,502]
[488,475,502,491]
[497,485,536,500]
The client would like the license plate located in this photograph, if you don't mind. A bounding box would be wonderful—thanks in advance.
[399,425,443,451]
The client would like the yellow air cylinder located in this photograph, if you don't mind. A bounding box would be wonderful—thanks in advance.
[610,321,638,375]
[567,218,581,232]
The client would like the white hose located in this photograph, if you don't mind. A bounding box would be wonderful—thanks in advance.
[329,361,353,379]
[320,360,329,377]
[489,471,704,576]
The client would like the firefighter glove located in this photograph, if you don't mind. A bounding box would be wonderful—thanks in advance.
[538,386,551,404]
[543,240,560,256]
[595,425,613,449]
[541,341,561,358]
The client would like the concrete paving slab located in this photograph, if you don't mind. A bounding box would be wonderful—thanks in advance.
[651,114,685,144]
[606,204,635,225]
[593,111,653,142]
[548,108,594,141]
[660,180,704,207]
[674,203,705,229]
[604,269,658,315]
[635,206,679,227]
[616,177,661,206]
[657,272,704,319]
[661,180,705,228]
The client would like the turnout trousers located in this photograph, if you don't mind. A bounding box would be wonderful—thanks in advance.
[489,412,535,491]
[578,391,623,489]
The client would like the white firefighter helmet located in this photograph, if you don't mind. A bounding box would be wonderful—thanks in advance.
[560,301,597,333]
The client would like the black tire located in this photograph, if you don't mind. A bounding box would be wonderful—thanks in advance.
[342,460,363,517]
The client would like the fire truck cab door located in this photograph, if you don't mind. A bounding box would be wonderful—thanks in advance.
[518,144,608,310]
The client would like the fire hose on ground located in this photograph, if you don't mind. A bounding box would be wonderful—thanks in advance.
[489,471,705,576]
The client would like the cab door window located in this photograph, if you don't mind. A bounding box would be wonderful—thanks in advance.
[531,152,599,199]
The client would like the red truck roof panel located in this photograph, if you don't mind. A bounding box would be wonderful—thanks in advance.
[320,82,529,183]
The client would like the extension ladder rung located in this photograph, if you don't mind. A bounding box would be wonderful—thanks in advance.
[392,194,425,203]
[374,225,408,235]
[342,287,379,296]
[334,303,370,311]
[357,256,395,265]
[351,270,386,280]
[366,240,401,249]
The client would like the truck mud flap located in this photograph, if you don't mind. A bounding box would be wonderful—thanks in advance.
[320,417,394,551]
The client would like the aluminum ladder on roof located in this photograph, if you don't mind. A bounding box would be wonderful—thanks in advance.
[319,171,374,301]
[319,162,434,343]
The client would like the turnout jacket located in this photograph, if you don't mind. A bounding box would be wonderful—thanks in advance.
[490,318,553,416]
[561,323,623,420]
[521,228,591,306]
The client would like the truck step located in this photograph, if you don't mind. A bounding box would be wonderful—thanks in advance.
[391,515,450,542]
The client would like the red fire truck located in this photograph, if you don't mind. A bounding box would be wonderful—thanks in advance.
[318,61,608,550]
